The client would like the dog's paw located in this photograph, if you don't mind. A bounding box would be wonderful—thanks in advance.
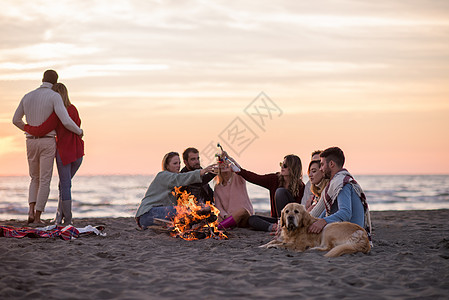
[260,241,280,249]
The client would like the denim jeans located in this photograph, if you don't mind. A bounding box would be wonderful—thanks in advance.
[55,151,83,201]
[138,206,177,228]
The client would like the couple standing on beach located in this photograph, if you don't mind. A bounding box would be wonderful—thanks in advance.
[12,70,85,225]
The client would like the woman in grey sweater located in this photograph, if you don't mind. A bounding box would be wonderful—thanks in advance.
[135,152,215,228]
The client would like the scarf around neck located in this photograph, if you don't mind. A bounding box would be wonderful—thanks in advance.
[324,169,373,245]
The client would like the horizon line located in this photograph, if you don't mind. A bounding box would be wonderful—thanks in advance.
[1,173,448,177]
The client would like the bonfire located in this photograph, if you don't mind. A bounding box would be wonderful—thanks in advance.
[155,187,228,241]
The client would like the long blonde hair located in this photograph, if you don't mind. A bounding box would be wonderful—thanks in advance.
[52,83,71,107]
[215,162,233,185]
[278,154,303,197]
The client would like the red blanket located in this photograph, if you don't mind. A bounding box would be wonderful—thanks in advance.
[1,225,84,240]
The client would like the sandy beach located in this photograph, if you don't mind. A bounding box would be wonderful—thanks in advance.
[1,209,448,299]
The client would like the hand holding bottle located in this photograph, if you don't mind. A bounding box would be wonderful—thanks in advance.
[221,151,241,172]
[216,143,241,172]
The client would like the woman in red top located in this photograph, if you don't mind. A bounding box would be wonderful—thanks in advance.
[24,83,84,225]
[226,153,305,232]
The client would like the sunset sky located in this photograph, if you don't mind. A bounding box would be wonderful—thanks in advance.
[1,0,448,176]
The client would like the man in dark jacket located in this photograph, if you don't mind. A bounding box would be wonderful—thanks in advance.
[180,147,216,204]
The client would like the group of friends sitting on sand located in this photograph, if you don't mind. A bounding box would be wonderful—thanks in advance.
[135,146,372,240]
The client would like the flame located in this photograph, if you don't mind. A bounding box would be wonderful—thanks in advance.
[170,187,227,240]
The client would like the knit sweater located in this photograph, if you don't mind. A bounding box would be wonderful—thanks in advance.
[135,170,202,217]
[13,82,82,135]
[301,181,312,205]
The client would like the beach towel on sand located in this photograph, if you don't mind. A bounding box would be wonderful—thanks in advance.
[0,224,106,240]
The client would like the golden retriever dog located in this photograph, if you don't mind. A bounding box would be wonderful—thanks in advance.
[260,203,371,257]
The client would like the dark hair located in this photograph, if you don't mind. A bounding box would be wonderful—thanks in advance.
[320,147,345,168]
[308,160,321,173]
[162,152,179,171]
[182,147,199,162]
[43,70,58,84]
[311,150,322,158]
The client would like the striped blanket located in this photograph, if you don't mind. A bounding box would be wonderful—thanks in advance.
[0,224,106,241]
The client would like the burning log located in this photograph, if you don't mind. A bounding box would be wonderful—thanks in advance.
[188,215,217,231]
[176,206,212,224]
[177,212,217,231]
[165,187,228,240]
[196,206,212,216]
[177,230,208,240]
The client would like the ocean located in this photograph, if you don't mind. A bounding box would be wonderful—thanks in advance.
[0,174,448,221]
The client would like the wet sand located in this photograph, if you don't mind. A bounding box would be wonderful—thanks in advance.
[1,209,448,299]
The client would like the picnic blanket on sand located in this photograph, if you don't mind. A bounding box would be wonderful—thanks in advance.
[0,224,106,240]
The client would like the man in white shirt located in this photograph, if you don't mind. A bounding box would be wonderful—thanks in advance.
[13,70,83,224]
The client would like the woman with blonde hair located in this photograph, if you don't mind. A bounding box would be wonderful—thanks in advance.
[24,83,84,225]
[213,156,253,229]
[135,152,216,229]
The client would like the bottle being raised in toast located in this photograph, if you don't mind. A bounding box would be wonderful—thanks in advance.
[216,143,224,163]
[224,157,241,172]
[216,143,240,172]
